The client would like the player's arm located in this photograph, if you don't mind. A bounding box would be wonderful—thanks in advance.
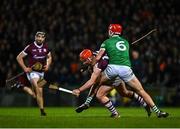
[79,67,102,92]
[92,42,106,65]
[73,67,102,95]
[44,52,52,71]
[95,48,105,62]
[16,51,31,73]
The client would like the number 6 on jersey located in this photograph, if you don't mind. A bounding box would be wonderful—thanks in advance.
[116,41,126,51]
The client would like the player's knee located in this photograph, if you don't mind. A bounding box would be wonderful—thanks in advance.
[121,90,130,97]
[96,92,103,101]
[118,86,129,97]
[32,83,38,89]
[32,93,36,98]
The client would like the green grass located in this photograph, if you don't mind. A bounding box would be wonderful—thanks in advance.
[0,107,179,128]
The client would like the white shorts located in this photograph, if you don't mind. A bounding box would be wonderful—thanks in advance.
[26,71,44,81]
[104,64,135,82]
[105,76,123,87]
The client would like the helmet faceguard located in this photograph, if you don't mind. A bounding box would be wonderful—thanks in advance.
[108,24,122,37]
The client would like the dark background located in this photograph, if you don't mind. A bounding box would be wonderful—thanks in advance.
[0,0,179,107]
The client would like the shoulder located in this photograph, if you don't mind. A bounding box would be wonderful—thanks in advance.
[43,43,48,47]
[104,37,118,44]
[24,43,33,50]
[119,36,129,43]
[101,39,109,48]
[43,43,50,49]
[103,38,111,44]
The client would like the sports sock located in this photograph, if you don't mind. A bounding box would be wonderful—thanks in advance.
[83,84,97,106]
[104,100,118,115]
[84,96,93,105]
[133,92,147,107]
[152,105,161,115]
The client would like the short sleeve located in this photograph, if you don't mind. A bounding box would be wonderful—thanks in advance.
[22,45,30,55]
[100,42,106,49]
[44,43,51,54]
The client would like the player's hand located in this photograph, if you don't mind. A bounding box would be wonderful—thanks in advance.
[72,89,80,97]
[24,67,32,73]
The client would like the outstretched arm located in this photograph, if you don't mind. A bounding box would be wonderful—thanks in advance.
[73,67,102,96]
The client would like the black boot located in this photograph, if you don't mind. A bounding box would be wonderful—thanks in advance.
[75,103,89,113]
[157,111,169,118]
[40,109,47,116]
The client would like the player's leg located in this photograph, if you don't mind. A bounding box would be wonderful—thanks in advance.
[23,86,36,98]
[76,84,98,113]
[86,84,99,104]
[31,78,46,116]
[76,75,102,113]
[95,71,120,118]
[38,74,46,116]
[96,85,120,118]
[28,72,46,116]
[84,74,102,105]
[126,76,169,118]
[38,86,45,115]
[115,81,151,117]
[21,79,46,98]
[104,65,168,118]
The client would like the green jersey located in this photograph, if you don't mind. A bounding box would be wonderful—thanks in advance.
[100,35,131,67]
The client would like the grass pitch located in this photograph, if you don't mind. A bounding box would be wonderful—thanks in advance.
[0,107,179,128]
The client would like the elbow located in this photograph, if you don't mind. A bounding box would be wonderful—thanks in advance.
[16,55,19,61]
[16,54,21,62]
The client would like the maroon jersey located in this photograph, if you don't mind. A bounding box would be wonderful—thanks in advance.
[97,58,109,71]
[23,42,50,67]
[93,51,109,71]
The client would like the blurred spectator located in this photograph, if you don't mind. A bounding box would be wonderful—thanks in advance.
[131,50,144,82]
[171,87,180,106]
[0,0,179,89]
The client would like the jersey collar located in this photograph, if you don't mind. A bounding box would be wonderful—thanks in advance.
[34,41,43,48]
[112,35,120,37]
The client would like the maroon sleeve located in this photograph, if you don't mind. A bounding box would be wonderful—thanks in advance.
[45,43,51,53]
[23,44,31,55]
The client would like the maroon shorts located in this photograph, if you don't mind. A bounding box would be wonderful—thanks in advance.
[17,73,31,87]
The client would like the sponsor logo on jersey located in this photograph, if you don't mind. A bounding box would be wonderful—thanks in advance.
[33,55,46,59]
[43,49,47,52]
